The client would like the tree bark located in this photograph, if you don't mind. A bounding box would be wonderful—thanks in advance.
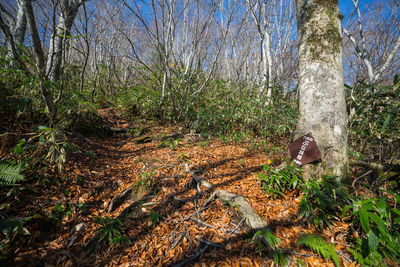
[1,0,27,61]
[23,0,45,72]
[46,0,83,83]
[14,0,27,46]
[295,0,348,180]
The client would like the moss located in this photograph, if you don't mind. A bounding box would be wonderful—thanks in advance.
[302,2,342,62]
[303,160,349,182]
[315,0,338,6]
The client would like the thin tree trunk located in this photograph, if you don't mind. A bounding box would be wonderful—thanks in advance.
[10,0,27,54]
[23,0,57,123]
[46,0,82,83]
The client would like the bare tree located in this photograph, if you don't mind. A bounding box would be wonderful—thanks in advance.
[21,0,87,122]
[45,0,87,83]
[343,0,400,84]
[0,0,27,67]
[246,0,273,100]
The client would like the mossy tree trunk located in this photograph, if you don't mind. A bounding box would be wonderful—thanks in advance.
[295,0,348,180]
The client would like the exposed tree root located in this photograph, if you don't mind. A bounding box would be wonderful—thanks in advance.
[203,190,270,231]
[350,160,400,172]
[185,164,270,232]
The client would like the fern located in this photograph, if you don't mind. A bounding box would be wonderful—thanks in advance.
[297,234,339,267]
[0,162,25,185]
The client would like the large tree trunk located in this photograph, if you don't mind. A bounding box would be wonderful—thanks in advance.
[46,0,82,83]
[295,0,348,180]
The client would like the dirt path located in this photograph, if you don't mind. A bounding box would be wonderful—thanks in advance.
[13,109,352,266]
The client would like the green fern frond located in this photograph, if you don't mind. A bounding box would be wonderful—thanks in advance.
[297,234,339,267]
[327,243,340,267]
[0,163,25,185]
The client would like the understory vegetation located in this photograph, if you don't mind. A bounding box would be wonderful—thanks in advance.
[1,46,399,265]
[1,0,400,264]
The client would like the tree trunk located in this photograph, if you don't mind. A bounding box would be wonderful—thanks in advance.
[23,0,57,123]
[0,2,26,69]
[295,0,348,180]
[46,0,82,83]
[23,0,45,72]
[13,0,27,46]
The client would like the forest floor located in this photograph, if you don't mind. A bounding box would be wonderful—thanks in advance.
[4,108,357,266]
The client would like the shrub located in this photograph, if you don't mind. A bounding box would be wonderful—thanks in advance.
[298,176,350,229]
[343,195,400,265]
[258,162,302,198]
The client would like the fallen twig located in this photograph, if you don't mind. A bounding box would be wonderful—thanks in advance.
[352,169,373,191]
[190,217,218,229]
[172,245,209,267]
[196,238,225,249]
[337,250,354,263]
[170,231,186,249]
[228,217,246,234]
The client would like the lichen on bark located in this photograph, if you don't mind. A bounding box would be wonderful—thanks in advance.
[295,0,348,181]
[297,0,343,63]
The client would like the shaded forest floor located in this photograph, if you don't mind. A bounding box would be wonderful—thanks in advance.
[3,109,356,266]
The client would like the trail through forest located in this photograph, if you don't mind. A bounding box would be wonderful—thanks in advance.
[6,109,356,266]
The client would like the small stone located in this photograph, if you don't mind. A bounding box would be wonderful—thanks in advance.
[72,222,87,232]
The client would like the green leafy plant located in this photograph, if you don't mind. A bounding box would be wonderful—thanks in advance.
[12,139,26,156]
[343,196,400,265]
[253,228,280,250]
[252,229,287,265]
[297,234,339,267]
[138,170,155,180]
[258,162,302,198]
[347,80,400,163]
[149,210,160,226]
[84,150,95,160]
[94,216,129,245]
[36,126,68,171]
[0,216,31,253]
[298,176,349,229]
[51,202,72,221]
[159,138,180,150]
[179,153,190,163]
[0,162,25,186]
[77,202,85,211]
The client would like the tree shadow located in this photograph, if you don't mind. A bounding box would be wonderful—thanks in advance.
[19,137,283,266]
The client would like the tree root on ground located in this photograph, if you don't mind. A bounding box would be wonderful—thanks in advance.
[185,164,270,232]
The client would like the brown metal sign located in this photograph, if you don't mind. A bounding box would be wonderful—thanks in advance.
[288,133,322,166]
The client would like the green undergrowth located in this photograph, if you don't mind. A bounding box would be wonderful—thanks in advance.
[347,77,400,163]
[257,162,400,266]
[1,45,399,266]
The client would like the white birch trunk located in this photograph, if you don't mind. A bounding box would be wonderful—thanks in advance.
[262,1,273,104]
[13,0,27,47]
[295,0,348,180]
[0,0,27,64]
[46,0,83,83]
[343,0,400,84]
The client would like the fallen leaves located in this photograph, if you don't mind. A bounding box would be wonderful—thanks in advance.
[5,112,355,266]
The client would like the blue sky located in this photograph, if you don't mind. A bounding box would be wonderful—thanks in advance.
[339,0,371,19]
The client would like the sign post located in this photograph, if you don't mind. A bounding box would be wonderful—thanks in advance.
[288,133,322,166]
